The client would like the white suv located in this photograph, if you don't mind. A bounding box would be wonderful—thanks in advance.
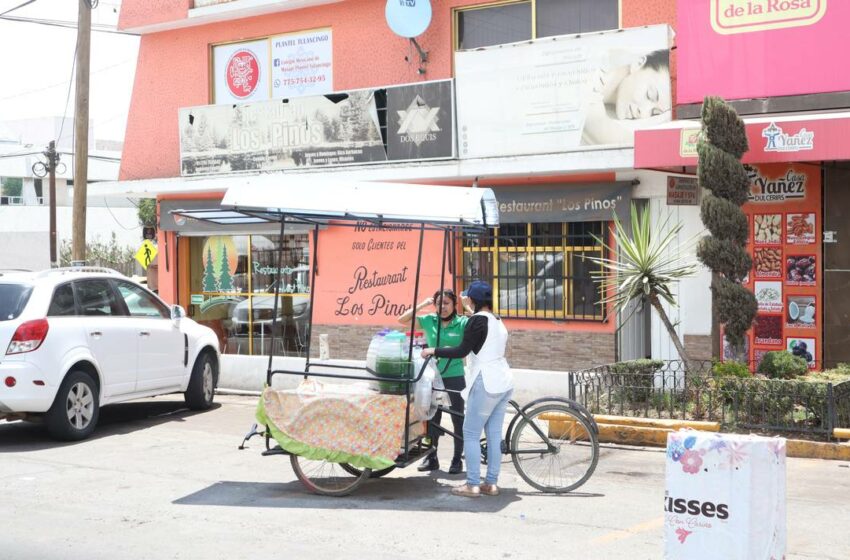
[0,268,220,440]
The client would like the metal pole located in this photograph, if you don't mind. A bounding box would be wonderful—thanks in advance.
[303,224,320,374]
[266,217,286,385]
[72,0,91,263]
[48,141,57,267]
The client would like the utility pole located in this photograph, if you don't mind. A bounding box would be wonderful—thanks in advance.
[32,141,64,268]
[72,0,92,264]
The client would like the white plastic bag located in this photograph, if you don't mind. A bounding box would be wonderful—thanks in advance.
[664,431,786,560]
[411,361,435,420]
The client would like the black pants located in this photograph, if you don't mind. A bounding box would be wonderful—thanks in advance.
[429,375,466,462]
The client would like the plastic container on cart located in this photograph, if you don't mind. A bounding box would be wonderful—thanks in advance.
[374,331,412,394]
[365,329,390,373]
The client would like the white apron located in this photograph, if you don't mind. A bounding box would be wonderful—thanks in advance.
[461,311,513,400]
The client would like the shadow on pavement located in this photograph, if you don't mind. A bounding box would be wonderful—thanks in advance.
[0,398,220,451]
[174,478,526,512]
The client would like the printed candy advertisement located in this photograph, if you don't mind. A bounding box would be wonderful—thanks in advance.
[735,163,822,370]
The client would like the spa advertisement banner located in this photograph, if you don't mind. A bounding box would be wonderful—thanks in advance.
[723,163,822,370]
[455,25,672,158]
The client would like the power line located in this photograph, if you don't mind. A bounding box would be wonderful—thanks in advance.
[56,40,79,146]
[0,0,37,17]
[0,14,136,35]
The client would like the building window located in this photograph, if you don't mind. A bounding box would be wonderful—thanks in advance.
[456,0,619,50]
[187,234,311,356]
[461,222,607,321]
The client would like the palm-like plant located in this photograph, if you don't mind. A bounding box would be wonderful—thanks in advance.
[589,203,699,366]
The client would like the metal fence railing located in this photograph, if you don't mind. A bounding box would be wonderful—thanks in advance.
[568,360,850,440]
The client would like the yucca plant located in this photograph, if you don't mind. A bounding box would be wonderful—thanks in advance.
[589,203,699,366]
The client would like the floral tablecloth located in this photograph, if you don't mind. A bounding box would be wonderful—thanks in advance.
[256,380,426,470]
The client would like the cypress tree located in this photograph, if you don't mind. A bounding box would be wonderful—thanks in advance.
[696,97,757,356]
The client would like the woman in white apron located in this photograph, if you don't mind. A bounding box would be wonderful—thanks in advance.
[421,280,513,497]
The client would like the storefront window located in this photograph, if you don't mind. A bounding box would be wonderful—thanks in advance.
[461,222,606,320]
[187,234,311,356]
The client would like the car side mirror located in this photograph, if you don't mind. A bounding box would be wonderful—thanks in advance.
[171,305,186,320]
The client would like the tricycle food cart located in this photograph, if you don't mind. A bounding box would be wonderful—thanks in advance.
[173,179,599,497]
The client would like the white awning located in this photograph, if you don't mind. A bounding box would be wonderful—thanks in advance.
[172,178,500,229]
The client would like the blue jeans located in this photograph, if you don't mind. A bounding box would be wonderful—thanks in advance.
[463,375,513,486]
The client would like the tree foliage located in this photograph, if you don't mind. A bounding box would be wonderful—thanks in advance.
[137,198,156,227]
[697,97,757,351]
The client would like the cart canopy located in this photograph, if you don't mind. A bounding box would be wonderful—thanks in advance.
[171,178,500,229]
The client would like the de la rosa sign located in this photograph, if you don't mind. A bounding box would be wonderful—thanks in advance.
[678,0,845,103]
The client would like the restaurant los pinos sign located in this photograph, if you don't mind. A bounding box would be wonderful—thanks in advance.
[711,0,828,35]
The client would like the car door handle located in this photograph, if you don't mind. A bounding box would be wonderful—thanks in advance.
[89,331,102,338]
[139,331,151,337]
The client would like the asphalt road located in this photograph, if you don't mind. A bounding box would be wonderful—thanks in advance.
[1,394,848,560]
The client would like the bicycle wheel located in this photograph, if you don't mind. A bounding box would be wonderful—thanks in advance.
[510,403,599,493]
[340,463,396,479]
[290,455,371,497]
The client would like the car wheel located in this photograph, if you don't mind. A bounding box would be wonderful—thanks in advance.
[184,352,216,410]
[45,370,100,441]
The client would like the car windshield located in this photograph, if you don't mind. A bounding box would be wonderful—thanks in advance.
[0,283,33,321]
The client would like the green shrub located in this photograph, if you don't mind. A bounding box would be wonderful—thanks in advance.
[712,360,751,378]
[609,360,664,403]
[758,351,807,379]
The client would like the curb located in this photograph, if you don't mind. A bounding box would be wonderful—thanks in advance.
[546,414,850,461]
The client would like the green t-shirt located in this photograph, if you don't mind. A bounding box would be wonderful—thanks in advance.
[417,313,468,378]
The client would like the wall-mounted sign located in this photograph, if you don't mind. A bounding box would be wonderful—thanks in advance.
[492,183,632,224]
[455,25,672,159]
[182,80,456,176]
[212,40,270,104]
[386,80,454,160]
[180,90,386,176]
[711,0,828,35]
[736,163,822,370]
[271,29,333,99]
[679,0,846,103]
[680,129,700,157]
[666,176,700,206]
[762,122,814,153]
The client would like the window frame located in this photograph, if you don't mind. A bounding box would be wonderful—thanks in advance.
[72,279,128,318]
[452,0,622,52]
[113,280,171,319]
[461,222,608,321]
[47,282,79,317]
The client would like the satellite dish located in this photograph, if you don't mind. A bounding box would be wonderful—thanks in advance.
[385,0,432,38]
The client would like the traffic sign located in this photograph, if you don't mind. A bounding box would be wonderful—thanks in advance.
[135,240,158,270]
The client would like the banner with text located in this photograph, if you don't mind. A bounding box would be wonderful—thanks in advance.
[678,1,848,103]
[386,80,455,160]
[312,223,449,325]
[179,90,386,176]
[271,29,333,99]
[455,25,672,159]
[725,163,823,370]
[493,183,632,224]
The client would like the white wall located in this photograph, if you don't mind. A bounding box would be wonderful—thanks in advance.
[0,205,142,271]
[618,170,712,361]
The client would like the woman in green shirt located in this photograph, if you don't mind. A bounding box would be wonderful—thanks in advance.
[398,289,471,474]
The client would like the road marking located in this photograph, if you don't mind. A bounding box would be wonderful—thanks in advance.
[590,516,664,545]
